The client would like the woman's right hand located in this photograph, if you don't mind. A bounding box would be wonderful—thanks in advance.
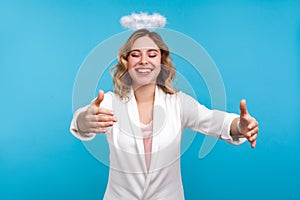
[77,90,116,134]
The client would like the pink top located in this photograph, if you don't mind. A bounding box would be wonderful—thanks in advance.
[140,121,153,173]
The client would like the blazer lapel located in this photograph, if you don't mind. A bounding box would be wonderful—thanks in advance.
[142,86,166,194]
[149,86,165,172]
[127,88,147,171]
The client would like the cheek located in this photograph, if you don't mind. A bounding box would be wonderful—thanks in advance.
[127,58,138,69]
[151,56,162,67]
[157,55,162,65]
[156,65,162,74]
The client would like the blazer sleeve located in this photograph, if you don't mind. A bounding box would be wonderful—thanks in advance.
[69,92,113,141]
[178,92,246,145]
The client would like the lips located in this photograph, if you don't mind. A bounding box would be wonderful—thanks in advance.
[135,67,154,74]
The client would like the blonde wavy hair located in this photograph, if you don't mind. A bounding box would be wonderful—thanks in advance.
[111,29,178,99]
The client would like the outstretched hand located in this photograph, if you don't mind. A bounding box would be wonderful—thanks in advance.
[77,90,116,134]
[239,100,259,148]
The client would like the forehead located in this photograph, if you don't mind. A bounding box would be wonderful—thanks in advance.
[131,36,159,50]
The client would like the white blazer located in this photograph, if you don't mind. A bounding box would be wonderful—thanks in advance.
[70,86,246,200]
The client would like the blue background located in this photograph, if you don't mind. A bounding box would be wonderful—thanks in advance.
[1,0,299,199]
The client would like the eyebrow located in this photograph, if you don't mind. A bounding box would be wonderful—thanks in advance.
[130,48,160,53]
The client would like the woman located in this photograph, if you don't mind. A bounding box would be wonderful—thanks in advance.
[70,29,259,199]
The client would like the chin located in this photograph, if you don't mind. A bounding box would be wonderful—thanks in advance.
[132,79,157,89]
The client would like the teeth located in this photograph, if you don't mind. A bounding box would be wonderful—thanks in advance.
[136,68,152,73]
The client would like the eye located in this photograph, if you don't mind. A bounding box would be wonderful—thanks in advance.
[148,52,158,58]
[130,52,140,58]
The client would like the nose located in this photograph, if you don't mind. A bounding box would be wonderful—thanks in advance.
[140,53,148,65]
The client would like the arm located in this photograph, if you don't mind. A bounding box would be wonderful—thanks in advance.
[178,92,246,145]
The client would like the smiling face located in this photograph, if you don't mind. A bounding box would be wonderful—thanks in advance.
[127,36,162,89]
[112,29,177,99]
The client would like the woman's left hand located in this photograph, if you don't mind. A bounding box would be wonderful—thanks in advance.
[239,100,259,148]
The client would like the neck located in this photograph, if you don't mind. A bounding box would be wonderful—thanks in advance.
[133,83,156,103]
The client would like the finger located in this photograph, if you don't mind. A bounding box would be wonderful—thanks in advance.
[98,107,114,115]
[247,127,259,137]
[95,114,116,122]
[248,118,258,129]
[89,114,115,123]
[93,106,114,115]
[93,90,104,107]
[96,121,114,128]
[89,121,114,128]
[251,140,256,148]
[249,132,258,142]
[239,99,248,117]
[90,127,107,134]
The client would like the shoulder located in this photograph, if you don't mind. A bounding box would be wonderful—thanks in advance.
[104,91,114,98]
[171,91,207,112]
[173,90,196,104]
[158,89,199,108]
[156,86,192,99]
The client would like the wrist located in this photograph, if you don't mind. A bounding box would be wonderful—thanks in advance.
[237,119,242,134]
[77,112,88,134]
[230,118,244,138]
[234,118,245,138]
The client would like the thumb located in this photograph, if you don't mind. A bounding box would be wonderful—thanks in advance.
[239,99,248,117]
[93,90,104,107]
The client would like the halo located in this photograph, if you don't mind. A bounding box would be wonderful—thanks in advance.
[120,12,167,30]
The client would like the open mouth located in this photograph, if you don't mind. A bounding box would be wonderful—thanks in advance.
[135,67,154,74]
